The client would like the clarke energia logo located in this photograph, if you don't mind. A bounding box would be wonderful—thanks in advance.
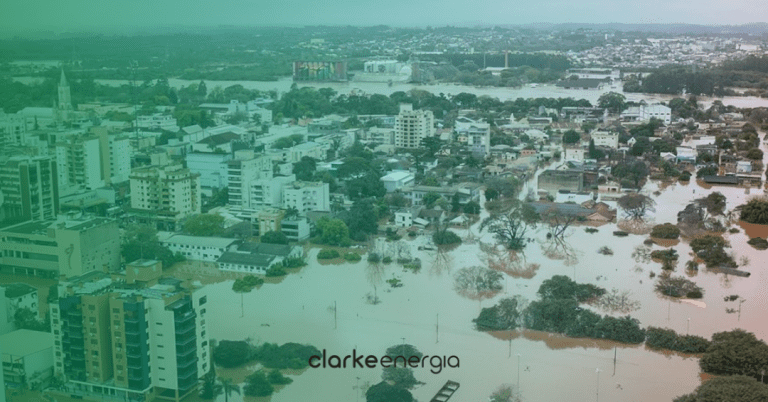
[308,349,460,374]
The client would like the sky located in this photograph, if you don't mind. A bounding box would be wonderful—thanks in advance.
[1,0,767,35]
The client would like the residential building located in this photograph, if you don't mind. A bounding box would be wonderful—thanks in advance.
[1,283,38,315]
[52,270,210,402]
[56,127,131,193]
[251,175,296,210]
[590,131,619,149]
[129,164,201,229]
[0,287,13,336]
[0,329,53,389]
[563,147,586,162]
[364,127,395,146]
[227,152,273,211]
[380,171,415,193]
[394,104,434,149]
[282,181,330,214]
[0,215,120,278]
[0,109,26,148]
[0,155,59,224]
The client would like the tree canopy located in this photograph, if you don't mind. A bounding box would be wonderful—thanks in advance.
[183,214,225,236]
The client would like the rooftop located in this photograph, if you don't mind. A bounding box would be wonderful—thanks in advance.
[2,283,37,299]
[157,232,239,249]
[0,330,53,357]
[218,251,276,266]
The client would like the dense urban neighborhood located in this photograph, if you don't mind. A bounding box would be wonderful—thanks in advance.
[4,22,768,402]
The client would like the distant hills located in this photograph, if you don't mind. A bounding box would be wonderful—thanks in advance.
[509,22,768,35]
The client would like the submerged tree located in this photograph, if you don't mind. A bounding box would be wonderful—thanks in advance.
[618,193,656,221]
[480,200,540,251]
[454,266,504,302]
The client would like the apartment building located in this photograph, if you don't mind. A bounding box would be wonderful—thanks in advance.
[282,181,330,214]
[52,267,210,402]
[226,152,272,211]
[0,155,59,224]
[129,164,201,230]
[56,127,131,193]
[394,104,434,149]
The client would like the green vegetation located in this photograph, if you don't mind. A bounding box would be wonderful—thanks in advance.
[690,235,736,267]
[344,252,362,262]
[739,198,768,224]
[473,297,523,331]
[215,340,321,371]
[655,275,704,298]
[699,329,768,381]
[432,229,462,246]
[260,231,289,245]
[183,214,225,236]
[317,249,341,260]
[674,375,768,402]
[314,217,351,247]
[645,327,711,354]
[747,237,768,250]
[650,223,681,239]
[265,265,287,277]
[280,257,306,268]
[537,275,606,302]
[121,224,185,269]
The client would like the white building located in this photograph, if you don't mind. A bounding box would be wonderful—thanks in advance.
[0,109,26,148]
[55,127,131,193]
[460,123,491,155]
[364,127,395,146]
[157,232,238,262]
[0,329,53,389]
[136,114,179,131]
[186,152,232,191]
[395,104,434,149]
[251,174,296,209]
[281,217,311,242]
[227,152,273,210]
[590,131,619,149]
[282,181,330,214]
[621,104,672,125]
[380,171,415,193]
[130,164,201,225]
[563,147,586,162]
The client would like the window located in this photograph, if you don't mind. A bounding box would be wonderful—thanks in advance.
[199,296,207,305]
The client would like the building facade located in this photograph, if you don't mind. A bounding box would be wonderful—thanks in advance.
[52,271,210,402]
[0,156,59,224]
[130,164,201,229]
[394,104,434,149]
[282,181,330,214]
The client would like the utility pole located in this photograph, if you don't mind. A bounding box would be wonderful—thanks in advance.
[516,354,521,396]
[613,347,617,376]
[334,301,337,329]
[596,368,601,402]
[436,314,439,343]
[687,318,690,335]
[738,299,746,321]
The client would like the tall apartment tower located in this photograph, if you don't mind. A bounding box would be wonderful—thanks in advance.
[0,155,59,223]
[130,164,201,230]
[51,266,210,402]
[56,127,131,194]
[394,103,434,149]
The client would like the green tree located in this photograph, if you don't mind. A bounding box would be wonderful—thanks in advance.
[463,201,481,215]
[747,148,764,160]
[618,193,656,221]
[232,275,263,317]
[220,378,241,402]
[673,375,768,402]
[292,156,317,181]
[562,129,580,144]
[598,92,627,114]
[366,381,414,402]
[260,231,289,244]
[213,340,253,368]
[317,217,350,246]
[183,214,225,236]
[13,307,50,332]
[739,198,768,224]
[480,200,539,251]
[121,224,184,269]
[700,330,768,380]
[244,371,274,397]
[612,160,649,188]
[199,372,222,400]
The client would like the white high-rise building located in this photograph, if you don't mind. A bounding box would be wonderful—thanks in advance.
[394,104,434,149]
[227,151,273,210]
[250,174,296,210]
[0,109,26,148]
[282,181,330,214]
[56,127,131,193]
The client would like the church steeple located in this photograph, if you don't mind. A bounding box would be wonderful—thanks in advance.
[57,68,72,112]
